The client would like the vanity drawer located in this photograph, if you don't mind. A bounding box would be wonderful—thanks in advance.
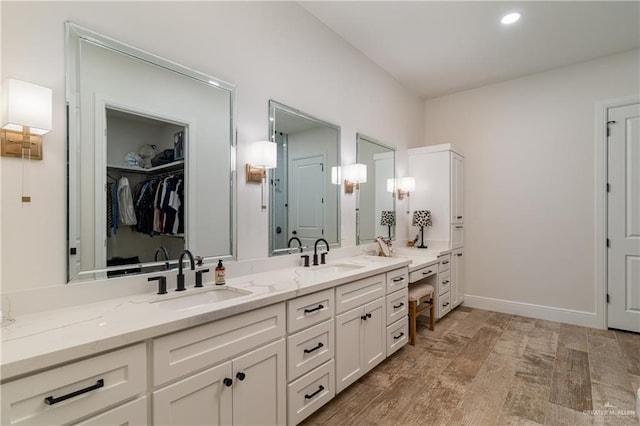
[386,268,409,293]
[438,254,451,272]
[287,319,334,381]
[335,274,385,314]
[409,264,437,283]
[386,289,408,326]
[451,224,464,249]
[438,292,452,318]
[75,397,147,426]
[153,303,285,386]
[386,318,408,357]
[288,360,335,426]
[1,343,146,426]
[439,271,451,295]
[287,288,334,334]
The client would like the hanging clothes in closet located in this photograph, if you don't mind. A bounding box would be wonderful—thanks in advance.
[134,172,184,236]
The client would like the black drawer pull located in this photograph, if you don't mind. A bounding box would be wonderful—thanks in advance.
[392,277,405,282]
[44,379,104,405]
[304,342,324,354]
[455,226,463,229]
[393,302,404,309]
[422,270,432,275]
[457,253,463,257]
[457,216,463,219]
[393,332,405,340]
[442,261,449,265]
[305,385,325,400]
[443,302,450,307]
[304,304,324,314]
[443,280,450,284]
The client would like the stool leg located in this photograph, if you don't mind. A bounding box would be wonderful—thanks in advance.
[409,301,417,345]
[429,297,435,331]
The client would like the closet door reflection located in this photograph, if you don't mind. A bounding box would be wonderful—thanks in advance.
[269,101,340,256]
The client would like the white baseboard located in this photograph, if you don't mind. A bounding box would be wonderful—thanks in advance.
[462,294,600,329]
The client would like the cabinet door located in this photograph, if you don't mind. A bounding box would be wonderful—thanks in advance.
[153,362,232,426]
[363,298,385,373]
[451,153,464,224]
[335,306,364,393]
[232,339,286,426]
[452,249,465,307]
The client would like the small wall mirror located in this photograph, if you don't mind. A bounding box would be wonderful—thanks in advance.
[269,101,341,256]
[66,23,236,282]
[356,134,396,244]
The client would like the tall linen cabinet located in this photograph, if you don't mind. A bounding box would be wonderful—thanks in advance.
[408,144,465,315]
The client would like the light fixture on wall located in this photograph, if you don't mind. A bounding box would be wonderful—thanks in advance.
[246,140,277,211]
[343,163,367,194]
[412,210,432,249]
[397,177,415,200]
[1,78,53,203]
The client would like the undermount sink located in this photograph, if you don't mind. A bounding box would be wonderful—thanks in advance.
[297,263,364,279]
[150,286,252,311]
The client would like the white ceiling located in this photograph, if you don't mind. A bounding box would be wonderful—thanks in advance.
[301,1,640,99]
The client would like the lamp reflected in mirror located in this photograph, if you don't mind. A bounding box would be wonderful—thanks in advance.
[380,210,396,240]
[246,140,277,212]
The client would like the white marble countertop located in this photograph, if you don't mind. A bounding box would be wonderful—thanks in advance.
[394,246,448,272]
[1,255,411,381]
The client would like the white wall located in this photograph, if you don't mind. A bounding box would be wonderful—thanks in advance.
[0,2,423,292]
[422,50,640,319]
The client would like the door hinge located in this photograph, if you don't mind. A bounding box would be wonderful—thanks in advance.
[606,120,616,137]
[606,238,610,248]
[606,183,610,192]
[606,294,610,303]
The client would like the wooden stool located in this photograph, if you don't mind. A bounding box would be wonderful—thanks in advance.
[408,283,435,345]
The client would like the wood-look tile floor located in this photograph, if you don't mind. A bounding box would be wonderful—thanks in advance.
[301,307,640,426]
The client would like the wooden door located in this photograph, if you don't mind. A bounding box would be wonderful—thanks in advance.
[607,103,640,333]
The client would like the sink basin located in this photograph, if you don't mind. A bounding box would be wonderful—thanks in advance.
[150,287,252,311]
[297,263,364,279]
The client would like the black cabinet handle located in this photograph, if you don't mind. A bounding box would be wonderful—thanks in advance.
[304,342,324,354]
[236,372,246,381]
[223,378,233,387]
[455,226,463,229]
[443,302,450,307]
[304,385,325,400]
[304,304,324,314]
[393,332,405,340]
[366,313,372,319]
[393,302,404,309]
[44,379,104,405]
[457,216,463,219]
[361,314,368,321]
[442,261,449,265]
[443,280,449,284]
[392,277,405,282]
[457,253,463,257]
[422,270,432,275]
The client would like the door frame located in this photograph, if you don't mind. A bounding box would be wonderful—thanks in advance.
[595,95,639,329]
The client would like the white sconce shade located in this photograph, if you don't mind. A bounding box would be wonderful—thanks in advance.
[386,178,396,193]
[331,166,341,185]
[400,177,415,192]
[2,78,52,135]
[249,140,277,169]
[344,163,367,184]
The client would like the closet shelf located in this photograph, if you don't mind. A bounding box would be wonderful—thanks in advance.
[107,160,184,174]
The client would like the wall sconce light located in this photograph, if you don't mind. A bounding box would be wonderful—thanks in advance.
[397,177,415,200]
[1,78,53,203]
[343,163,367,194]
[246,140,277,211]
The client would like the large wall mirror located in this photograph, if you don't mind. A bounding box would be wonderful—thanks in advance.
[66,23,236,282]
[356,134,396,244]
[269,101,341,256]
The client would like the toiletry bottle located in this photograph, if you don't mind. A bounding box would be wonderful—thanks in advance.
[215,260,226,285]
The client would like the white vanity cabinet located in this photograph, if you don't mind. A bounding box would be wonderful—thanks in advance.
[335,274,387,393]
[1,344,147,426]
[151,303,287,426]
[451,248,465,308]
[286,289,336,425]
[385,268,409,357]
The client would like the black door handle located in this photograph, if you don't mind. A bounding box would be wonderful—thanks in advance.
[304,385,325,400]
[292,230,297,235]
[223,378,233,387]
[304,342,324,354]
[44,379,104,405]
[236,372,246,381]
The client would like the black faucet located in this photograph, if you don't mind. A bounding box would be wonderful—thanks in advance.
[313,238,329,266]
[176,249,195,291]
[154,246,170,270]
[287,237,304,253]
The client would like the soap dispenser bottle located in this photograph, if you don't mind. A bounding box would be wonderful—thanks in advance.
[215,260,226,285]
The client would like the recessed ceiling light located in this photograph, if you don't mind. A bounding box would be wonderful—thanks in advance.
[501,12,521,25]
